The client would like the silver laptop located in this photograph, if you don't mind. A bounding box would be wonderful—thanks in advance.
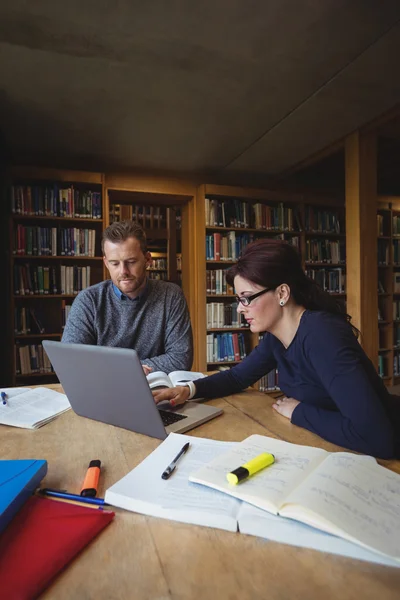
[42,341,223,439]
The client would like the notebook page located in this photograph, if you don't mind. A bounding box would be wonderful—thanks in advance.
[105,432,241,532]
[280,453,400,562]
[169,371,206,386]
[189,434,328,514]
[237,503,400,567]
[0,387,70,429]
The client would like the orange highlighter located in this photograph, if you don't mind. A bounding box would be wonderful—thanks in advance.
[80,460,101,497]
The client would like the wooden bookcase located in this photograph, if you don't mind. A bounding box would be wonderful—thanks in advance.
[377,196,400,386]
[192,184,345,390]
[108,194,182,285]
[6,167,106,386]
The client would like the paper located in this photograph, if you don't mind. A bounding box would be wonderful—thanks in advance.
[147,370,206,390]
[281,452,400,562]
[0,387,71,429]
[105,432,241,531]
[237,503,400,568]
[190,435,329,513]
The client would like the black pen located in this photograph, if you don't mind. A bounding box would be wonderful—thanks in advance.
[161,442,190,480]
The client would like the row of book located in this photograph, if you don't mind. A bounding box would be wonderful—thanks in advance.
[393,274,400,293]
[393,352,400,376]
[62,304,72,328]
[206,332,247,363]
[393,215,400,235]
[13,264,91,295]
[393,323,400,348]
[206,303,248,329]
[206,232,256,261]
[150,258,167,269]
[13,226,97,257]
[306,268,346,294]
[11,185,102,218]
[377,213,387,237]
[303,207,343,234]
[378,239,390,265]
[305,239,345,264]
[258,368,280,392]
[15,344,54,375]
[14,307,46,335]
[205,197,301,231]
[109,204,182,229]
[393,240,400,265]
[393,301,400,320]
[206,270,234,296]
[378,353,387,378]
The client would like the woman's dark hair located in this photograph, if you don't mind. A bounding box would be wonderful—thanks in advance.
[226,238,358,336]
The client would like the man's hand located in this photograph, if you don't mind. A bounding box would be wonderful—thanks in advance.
[142,365,152,376]
[272,396,300,420]
[152,386,190,407]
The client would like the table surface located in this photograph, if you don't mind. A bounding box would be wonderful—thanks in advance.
[3,384,400,600]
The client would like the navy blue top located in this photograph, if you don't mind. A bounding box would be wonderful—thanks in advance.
[195,310,400,458]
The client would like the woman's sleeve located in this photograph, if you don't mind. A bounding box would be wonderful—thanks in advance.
[194,334,277,400]
[291,319,394,458]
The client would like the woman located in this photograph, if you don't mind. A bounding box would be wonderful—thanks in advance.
[153,239,400,458]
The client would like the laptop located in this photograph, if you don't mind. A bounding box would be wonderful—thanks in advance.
[42,341,223,440]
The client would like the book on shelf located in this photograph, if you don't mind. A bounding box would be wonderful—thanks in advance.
[206,332,246,363]
[205,197,301,231]
[105,433,399,567]
[189,434,400,564]
[11,185,102,218]
[147,370,206,391]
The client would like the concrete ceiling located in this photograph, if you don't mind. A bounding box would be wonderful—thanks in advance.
[1,1,400,179]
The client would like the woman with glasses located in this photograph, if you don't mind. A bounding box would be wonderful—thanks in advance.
[153,238,400,458]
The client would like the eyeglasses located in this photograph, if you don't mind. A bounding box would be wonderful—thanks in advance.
[235,288,271,306]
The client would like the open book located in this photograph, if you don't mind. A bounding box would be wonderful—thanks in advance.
[105,433,399,567]
[146,370,206,391]
[189,434,400,564]
[0,387,71,429]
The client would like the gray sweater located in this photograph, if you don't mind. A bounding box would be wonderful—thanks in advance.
[61,279,193,373]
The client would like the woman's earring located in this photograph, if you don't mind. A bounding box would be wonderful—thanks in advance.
[279,300,285,307]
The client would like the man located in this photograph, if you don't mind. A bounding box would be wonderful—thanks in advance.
[62,220,193,374]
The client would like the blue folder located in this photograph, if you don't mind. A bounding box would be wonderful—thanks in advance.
[0,459,48,534]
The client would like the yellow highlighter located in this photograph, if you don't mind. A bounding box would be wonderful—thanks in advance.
[226,452,275,485]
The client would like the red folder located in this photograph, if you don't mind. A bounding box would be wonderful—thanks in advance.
[0,495,115,600]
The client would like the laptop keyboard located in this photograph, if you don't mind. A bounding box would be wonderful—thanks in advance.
[158,409,188,426]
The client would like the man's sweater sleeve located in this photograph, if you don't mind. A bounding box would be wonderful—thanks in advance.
[61,292,97,345]
[194,335,277,399]
[142,289,193,373]
[291,319,394,458]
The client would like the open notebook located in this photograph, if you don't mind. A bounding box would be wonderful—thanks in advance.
[0,387,70,429]
[105,433,399,567]
[190,434,400,564]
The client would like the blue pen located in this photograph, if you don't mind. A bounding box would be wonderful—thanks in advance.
[1,392,8,405]
[39,488,109,506]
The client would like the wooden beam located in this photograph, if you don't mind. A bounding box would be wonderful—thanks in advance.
[345,131,378,365]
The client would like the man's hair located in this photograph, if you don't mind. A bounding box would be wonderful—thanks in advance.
[101,220,147,254]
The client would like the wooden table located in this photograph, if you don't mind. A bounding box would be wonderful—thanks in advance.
[3,385,400,600]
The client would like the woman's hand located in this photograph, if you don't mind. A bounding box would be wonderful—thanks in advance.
[272,396,300,420]
[152,385,191,407]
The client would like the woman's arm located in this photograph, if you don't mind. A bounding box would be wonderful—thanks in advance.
[194,334,277,399]
[292,318,395,458]
[153,334,277,404]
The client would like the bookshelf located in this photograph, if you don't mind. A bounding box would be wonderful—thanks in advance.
[193,184,346,392]
[107,190,182,285]
[6,167,105,386]
[376,196,400,386]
